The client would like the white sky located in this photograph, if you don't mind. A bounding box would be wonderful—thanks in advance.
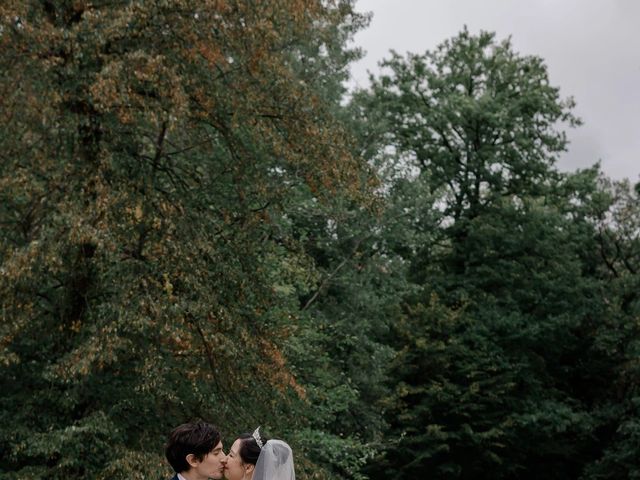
[348,0,640,181]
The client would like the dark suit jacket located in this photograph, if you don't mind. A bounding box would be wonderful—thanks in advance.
[169,475,178,480]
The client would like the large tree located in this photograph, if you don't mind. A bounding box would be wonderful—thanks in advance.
[365,28,579,226]
[0,1,372,478]
[355,29,616,479]
[579,176,640,480]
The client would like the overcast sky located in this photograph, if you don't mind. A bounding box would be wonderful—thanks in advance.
[348,0,640,181]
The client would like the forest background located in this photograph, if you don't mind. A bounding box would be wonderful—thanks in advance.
[1,1,639,479]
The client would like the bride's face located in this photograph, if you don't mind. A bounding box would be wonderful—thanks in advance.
[224,438,253,480]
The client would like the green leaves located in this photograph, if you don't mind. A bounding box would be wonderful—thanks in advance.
[0,1,375,478]
[363,28,578,225]
[355,28,640,480]
[2,9,639,479]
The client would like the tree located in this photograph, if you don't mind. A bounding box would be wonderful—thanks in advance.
[357,29,612,479]
[0,1,372,478]
[578,175,640,480]
[366,28,579,251]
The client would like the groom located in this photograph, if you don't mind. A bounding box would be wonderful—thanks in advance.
[165,421,226,480]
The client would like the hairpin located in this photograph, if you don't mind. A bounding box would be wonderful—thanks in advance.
[252,426,264,449]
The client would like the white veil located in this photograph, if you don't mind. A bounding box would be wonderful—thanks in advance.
[253,439,295,480]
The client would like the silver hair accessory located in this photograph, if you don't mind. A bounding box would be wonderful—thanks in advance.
[252,426,264,449]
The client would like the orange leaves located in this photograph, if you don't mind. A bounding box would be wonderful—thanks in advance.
[162,272,174,299]
[0,3,370,469]
[194,41,224,69]
[0,239,44,282]
[259,339,307,398]
[46,323,130,382]
[90,52,188,129]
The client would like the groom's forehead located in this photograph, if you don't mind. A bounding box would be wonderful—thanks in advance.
[211,441,223,453]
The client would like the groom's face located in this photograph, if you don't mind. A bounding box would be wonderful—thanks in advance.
[190,441,226,480]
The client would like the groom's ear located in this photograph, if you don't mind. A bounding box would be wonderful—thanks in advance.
[186,454,199,468]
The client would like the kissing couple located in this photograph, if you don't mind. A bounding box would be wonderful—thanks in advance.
[165,421,295,480]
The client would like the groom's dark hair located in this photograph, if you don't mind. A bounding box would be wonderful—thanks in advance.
[165,421,221,473]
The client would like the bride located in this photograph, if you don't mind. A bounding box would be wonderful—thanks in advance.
[223,427,295,480]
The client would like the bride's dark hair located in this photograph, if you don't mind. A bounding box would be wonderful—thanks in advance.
[237,431,270,465]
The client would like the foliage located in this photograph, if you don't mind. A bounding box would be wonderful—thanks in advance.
[355,28,640,480]
[0,1,373,478]
[2,7,640,479]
